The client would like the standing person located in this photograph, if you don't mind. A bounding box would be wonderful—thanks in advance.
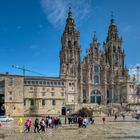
[24,119,30,132]
[78,116,83,128]
[34,118,39,133]
[82,117,88,128]
[92,116,95,124]
[102,117,106,125]
[18,117,23,133]
[39,119,46,132]
[48,117,52,128]
[114,114,117,120]
[65,116,67,124]
[45,117,48,128]
[122,113,125,120]
[90,117,93,124]
[29,119,32,131]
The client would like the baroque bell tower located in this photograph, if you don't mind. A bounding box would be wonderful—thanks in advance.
[104,15,125,76]
[60,7,81,79]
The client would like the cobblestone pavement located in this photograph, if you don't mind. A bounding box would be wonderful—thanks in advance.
[0,116,140,140]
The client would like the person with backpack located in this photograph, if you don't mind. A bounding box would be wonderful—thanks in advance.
[34,118,39,133]
[24,119,30,132]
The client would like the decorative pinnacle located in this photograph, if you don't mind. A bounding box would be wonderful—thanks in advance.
[110,12,115,25]
[93,31,97,42]
[68,4,72,18]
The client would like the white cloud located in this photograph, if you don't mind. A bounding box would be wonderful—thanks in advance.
[29,44,39,49]
[41,0,92,27]
[17,26,22,30]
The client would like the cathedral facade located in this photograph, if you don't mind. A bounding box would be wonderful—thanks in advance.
[0,8,136,116]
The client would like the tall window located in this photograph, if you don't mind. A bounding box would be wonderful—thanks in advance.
[52,100,56,106]
[96,90,101,104]
[42,99,45,106]
[94,75,99,84]
[24,99,26,106]
[8,78,13,86]
[90,90,95,103]
[83,89,86,103]
[30,99,34,106]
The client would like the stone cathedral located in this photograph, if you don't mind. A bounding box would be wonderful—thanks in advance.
[60,7,134,106]
[0,8,136,116]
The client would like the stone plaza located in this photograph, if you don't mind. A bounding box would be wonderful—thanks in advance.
[0,116,140,140]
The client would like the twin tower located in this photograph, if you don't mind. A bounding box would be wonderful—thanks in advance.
[59,7,129,106]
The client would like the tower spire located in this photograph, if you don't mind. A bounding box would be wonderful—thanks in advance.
[110,12,115,25]
[93,31,97,42]
[68,5,72,18]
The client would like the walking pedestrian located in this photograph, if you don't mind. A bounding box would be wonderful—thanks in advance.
[114,114,117,120]
[24,119,30,132]
[102,117,106,125]
[34,118,39,133]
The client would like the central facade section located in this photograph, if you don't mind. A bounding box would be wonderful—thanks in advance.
[60,7,131,109]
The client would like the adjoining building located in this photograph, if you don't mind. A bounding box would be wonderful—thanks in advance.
[0,7,136,116]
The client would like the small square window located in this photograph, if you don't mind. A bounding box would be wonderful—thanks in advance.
[9,97,12,100]
[42,87,45,90]
[42,92,46,96]
[43,81,46,85]
[52,88,54,91]
[9,91,12,95]
[29,92,33,96]
[61,93,64,96]
[39,81,42,85]
[51,92,55,96]
[61,88,64,91]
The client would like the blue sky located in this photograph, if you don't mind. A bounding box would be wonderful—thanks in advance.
[0,0,140,77]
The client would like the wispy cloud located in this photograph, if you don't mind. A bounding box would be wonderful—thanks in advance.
[29,44,39,49]
[41,0,92,27]
[122,25,133,35]
[29,44,46,56]
[128,64,140,83]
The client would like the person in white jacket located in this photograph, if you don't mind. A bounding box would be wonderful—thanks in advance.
[82,117,88,128]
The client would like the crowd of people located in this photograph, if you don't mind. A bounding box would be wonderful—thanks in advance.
[24,116,62,133]
[67,116,95,128]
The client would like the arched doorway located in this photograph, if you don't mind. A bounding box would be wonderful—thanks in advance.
[61,107,66,115]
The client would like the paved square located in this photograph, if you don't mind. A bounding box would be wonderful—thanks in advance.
[0,116,140,140]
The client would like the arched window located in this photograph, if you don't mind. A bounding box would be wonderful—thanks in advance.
[94,47,98,56]
[83,89,86,103]
[68,41,71,48]
[90,90,95,103]
[94,66,99,72]
[94,75,99,84]
[74,41,77,47]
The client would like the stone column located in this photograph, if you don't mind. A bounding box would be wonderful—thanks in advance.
[86,85,90,103]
